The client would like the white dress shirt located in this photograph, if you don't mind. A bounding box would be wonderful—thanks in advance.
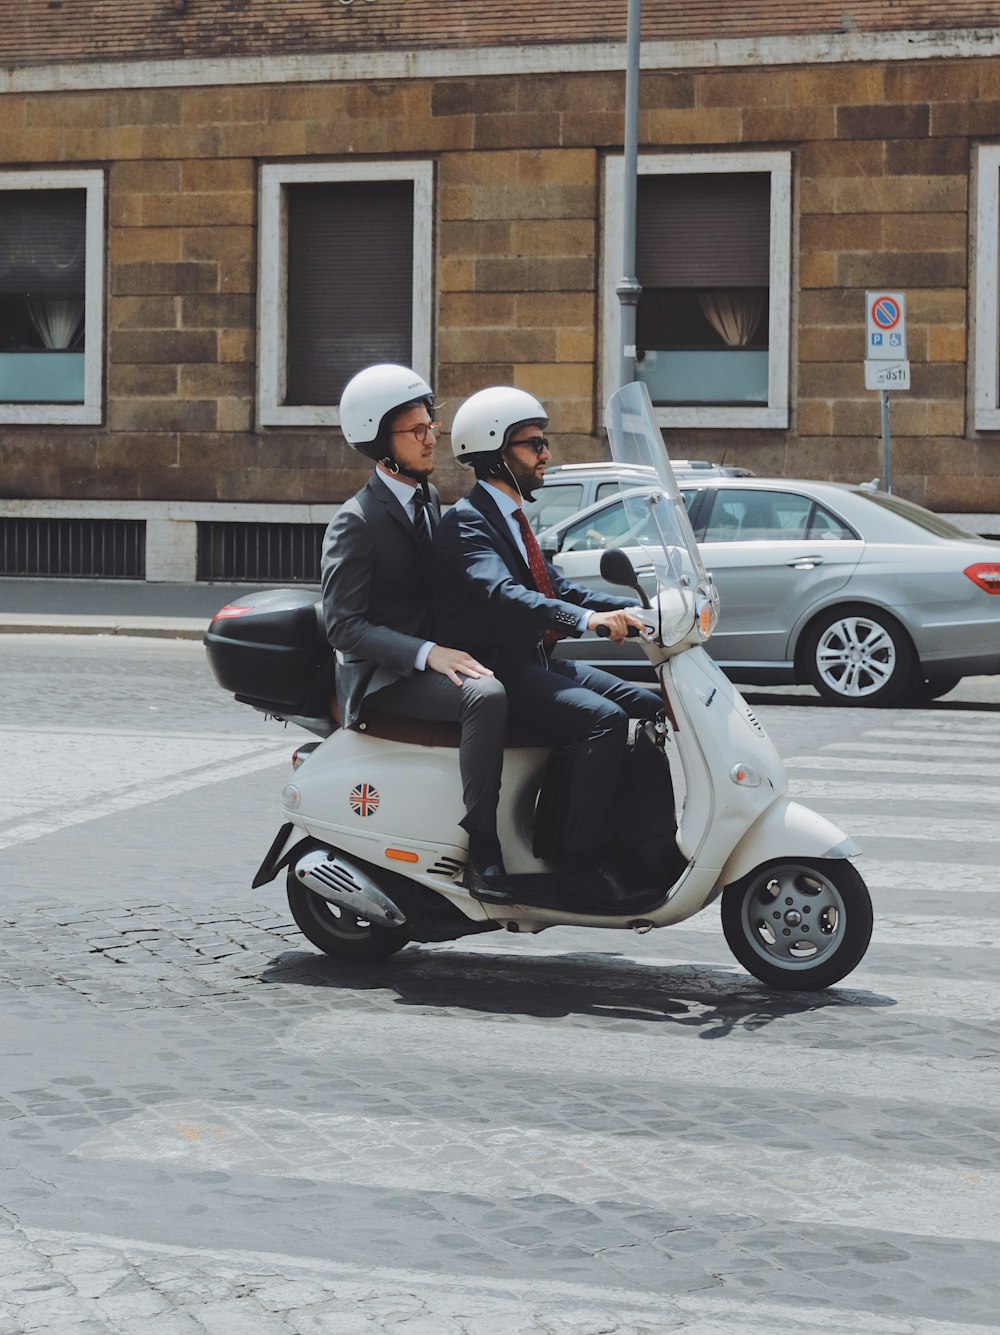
[376,467,434,670]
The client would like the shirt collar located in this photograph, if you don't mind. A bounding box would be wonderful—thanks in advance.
[479,480,523,519]
[377,467,421,511]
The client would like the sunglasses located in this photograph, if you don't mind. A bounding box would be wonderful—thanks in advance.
[509,435,550,457]
[392,421,441,443]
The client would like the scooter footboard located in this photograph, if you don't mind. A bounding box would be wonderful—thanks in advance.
[717,799,861,891]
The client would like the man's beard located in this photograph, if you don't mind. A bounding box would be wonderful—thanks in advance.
[505,456,540,500]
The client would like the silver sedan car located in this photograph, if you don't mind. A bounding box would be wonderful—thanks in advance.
[539,477,1000,705]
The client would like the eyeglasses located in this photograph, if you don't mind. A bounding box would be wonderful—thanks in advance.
[509,435,550,457]
[392,421,441,443]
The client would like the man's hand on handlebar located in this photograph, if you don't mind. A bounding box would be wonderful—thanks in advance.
[587,608,647,644]
[427,645,495,686]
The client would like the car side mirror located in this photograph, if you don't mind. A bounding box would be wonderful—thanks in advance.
[600,547,651,609]
[538,535,559,558]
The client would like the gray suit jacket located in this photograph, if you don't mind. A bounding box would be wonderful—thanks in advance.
[321,471,441,730]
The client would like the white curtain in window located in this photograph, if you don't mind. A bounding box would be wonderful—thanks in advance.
[698,290,764,347]
[27,298,85,350]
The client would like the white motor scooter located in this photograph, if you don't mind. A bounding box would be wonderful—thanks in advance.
[205,382,873,991]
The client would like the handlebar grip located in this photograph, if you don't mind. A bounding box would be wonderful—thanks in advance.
[593,624,641,638]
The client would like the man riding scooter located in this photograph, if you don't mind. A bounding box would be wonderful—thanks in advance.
[433,386,660,908]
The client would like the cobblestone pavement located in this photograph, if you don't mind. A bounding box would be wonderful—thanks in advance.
[1,637,1000,1334]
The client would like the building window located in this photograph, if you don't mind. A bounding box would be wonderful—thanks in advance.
[603,152,791,430]
[258,162,433,428]
[975,145,1000,431]
[0,170,104,426]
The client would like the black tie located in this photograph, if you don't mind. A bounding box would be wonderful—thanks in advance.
[411,489,434,557]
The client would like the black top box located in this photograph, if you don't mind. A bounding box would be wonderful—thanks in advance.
[204,587,334,723]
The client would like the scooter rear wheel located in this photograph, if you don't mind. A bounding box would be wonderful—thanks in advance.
[721,857,872,990]
[287,874,411,961]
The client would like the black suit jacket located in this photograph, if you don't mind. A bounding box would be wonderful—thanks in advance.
[321,471,441,729]
[433,483,635,669]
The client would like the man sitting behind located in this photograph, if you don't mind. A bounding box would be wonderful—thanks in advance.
[321,364,508,898]
[433,386,659,906]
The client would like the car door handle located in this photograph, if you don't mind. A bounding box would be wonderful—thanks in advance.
[787,556,825,569]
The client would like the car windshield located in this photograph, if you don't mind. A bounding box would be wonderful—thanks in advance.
[852,489,980,539]
[604,381,711,600]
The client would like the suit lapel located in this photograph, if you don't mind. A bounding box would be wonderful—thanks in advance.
[470,484,534,584]
[367,472,427,555]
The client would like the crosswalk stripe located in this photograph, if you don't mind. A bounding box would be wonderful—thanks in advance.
[21,1229,984,1335]
[272,1007,1000,1112]
[652,911,1000,948]
[75,1098,1000,1244]
[787,753,1000,778]
[790,777,994,804]
[831,813,1000,844]
[861,858,994,893]
[822,739,996,762]
[859,716,1000,736]
[0,744,289,850]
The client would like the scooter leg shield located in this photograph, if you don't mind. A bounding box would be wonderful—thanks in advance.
[718,798,861,891]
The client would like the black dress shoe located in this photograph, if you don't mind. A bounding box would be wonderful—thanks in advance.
[467,863,514,904]
[466,831,513,904]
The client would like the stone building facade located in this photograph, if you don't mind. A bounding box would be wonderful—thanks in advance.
[1,2,1000,578]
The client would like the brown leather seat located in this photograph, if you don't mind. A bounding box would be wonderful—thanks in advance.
[330,698,540,749]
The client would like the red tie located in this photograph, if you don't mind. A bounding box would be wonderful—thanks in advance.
[513,508,564,648]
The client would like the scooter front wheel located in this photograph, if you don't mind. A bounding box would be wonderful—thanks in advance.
[721,857,872,990]
[287,873,411,961]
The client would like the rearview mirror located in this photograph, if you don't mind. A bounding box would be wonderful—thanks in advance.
[600,547,651,609]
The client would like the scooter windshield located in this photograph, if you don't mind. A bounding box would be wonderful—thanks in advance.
[603,380,712,613]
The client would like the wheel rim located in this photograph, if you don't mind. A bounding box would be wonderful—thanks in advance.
[738,864,848,971]
[815,614,896,698]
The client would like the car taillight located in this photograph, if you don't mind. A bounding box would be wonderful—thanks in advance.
[964,563,1000,593]
[211,603,252,620]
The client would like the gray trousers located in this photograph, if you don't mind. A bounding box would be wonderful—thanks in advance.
[368,671,507,835]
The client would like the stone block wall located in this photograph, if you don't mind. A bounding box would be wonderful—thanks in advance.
[0,52,998,509]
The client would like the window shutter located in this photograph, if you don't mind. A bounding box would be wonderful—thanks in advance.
[636,173,770,288]
[285,180,414,406]
[0,190,86,295]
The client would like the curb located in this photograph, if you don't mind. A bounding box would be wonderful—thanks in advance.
[0,616,207,640]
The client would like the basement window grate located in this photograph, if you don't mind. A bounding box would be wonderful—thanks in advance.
[197,521,325,584]
[0,517,145,578]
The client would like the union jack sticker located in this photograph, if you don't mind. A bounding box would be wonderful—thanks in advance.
[349,782,380,818]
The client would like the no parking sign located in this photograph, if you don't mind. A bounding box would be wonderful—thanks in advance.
[866,291,907,360]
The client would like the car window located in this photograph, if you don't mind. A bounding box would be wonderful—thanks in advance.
[559,496,657,553]
[852,489,979,539]
[595,481,621,503]
[701,489,819,542]
[530,483,585,534]
[807,503,856,540]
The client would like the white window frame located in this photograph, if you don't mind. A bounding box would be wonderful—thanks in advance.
[974,145,1000,430]
[0,169,104,426]
[602,151,791,430]
[257,160,433,428]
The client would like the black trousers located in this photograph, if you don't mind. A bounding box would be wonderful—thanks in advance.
[369,671,508,836]
[498,656,660,854]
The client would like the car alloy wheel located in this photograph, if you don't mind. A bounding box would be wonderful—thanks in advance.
[803,605,915,707]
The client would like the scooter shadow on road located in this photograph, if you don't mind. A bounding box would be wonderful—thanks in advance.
[260,946,896,1039]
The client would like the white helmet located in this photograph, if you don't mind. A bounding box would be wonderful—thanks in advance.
[450,386,548,465]
[339,364,434,459]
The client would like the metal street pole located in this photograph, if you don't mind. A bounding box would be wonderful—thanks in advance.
[616,0,641,387]
[880,389,893,494]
